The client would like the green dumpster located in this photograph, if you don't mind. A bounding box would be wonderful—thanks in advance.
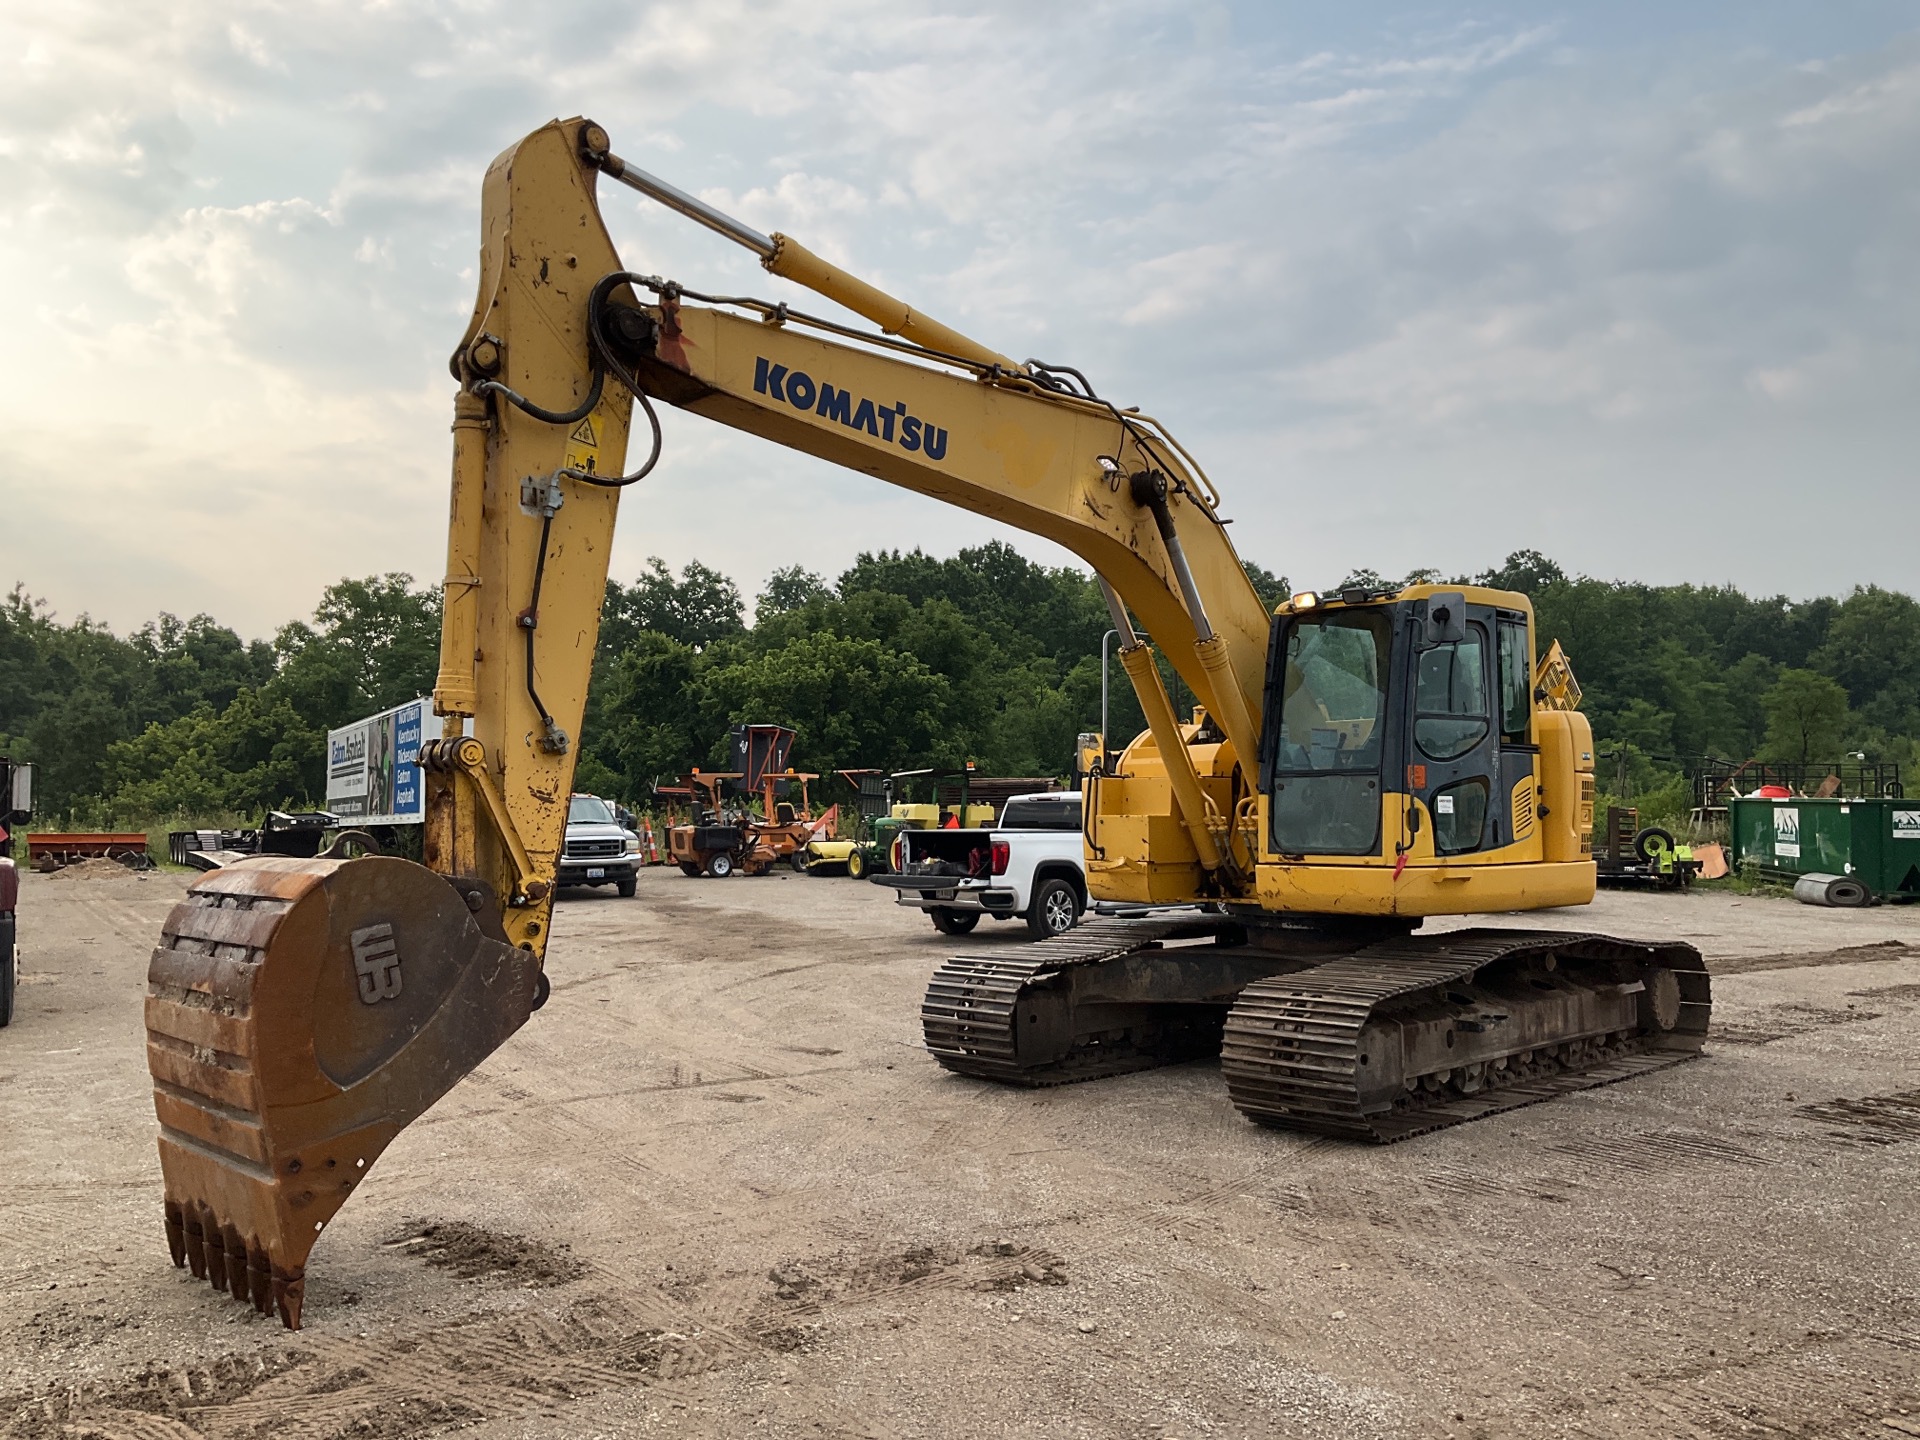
[1728,796,1920,901]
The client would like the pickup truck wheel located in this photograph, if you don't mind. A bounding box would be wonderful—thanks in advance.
[930,908,979,936]
[706,852,734,879]
[617,875,638,898]
[1026,878,1080,939]
[846,850,867,880]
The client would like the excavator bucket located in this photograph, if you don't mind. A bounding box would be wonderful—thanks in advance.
[145,856,542,1328]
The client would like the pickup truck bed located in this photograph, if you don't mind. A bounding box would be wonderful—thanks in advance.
[870,792,1086,939]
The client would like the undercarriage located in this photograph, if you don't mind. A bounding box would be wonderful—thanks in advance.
[921,916,1710,1139]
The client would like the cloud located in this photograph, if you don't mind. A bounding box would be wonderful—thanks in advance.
[0,3,1916,637]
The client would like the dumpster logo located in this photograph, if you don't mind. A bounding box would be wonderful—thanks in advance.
[1773,806,1800,859]
[350,923,404,1005]
[1896,810,1920,840]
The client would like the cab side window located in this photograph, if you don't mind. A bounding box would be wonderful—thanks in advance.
[1498,620,1531,745]
[1414,628,1488,761]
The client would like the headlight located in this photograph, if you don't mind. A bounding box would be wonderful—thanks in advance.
[625,835,641,853]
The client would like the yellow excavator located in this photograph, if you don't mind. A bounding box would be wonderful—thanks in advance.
[143,119,1711,1328]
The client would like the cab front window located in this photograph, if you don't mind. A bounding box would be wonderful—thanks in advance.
[1270,610,1391,855]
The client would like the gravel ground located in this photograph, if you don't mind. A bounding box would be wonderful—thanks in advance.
[2,862,1918,1439]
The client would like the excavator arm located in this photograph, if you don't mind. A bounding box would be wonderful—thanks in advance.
[145,117,1277,1327]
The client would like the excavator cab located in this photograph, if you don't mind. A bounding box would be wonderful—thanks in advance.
[1267,587,1543,867]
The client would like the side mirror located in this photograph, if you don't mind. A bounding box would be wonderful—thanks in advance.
[1424,592,1467,647]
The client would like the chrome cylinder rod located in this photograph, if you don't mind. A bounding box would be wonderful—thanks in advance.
[598,151,775,259]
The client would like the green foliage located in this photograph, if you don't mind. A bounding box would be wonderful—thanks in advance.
[7,547,1919,831]
[1489,554,1853,764]
[702,633,953,773]
[585,631,712,785]
[1334,565,1440,592]
[104,689,313,817]
[1594,763,1694,834]
[2,574,440,824]
[1762,668,1850,765]
[1811,585,1920,735]
[755,566,831,625]
[1468,551,1911,835]
[603,558,745,652]
[1241,562,1291,612]
[1475,550,1565,594]
[575,541,1140,796]
[1702,854,1797,898]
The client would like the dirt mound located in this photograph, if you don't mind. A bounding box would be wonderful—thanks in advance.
[764,1241,1065,1306]
[384,1220,581,1287]
[38,856,151,883]
[1713,938,1913,975]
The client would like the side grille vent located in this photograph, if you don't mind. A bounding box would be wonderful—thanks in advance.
[1512,785,1536,838]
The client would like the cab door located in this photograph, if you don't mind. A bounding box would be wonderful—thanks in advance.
[1494,610,1540,854]
[1405,594,1501,856]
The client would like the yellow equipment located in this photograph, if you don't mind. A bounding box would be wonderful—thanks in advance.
[146,119,1710,1327]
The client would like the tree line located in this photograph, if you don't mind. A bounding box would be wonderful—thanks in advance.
[1,547,1913,827]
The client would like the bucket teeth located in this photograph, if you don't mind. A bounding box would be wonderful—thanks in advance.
[203,1209,228,1293]
[249,1248,273,1314]
[167,1196,293,1321]
[183,1211,207,1280]
[273,1270,305,1330]
[166,1191,306,1326]
[164,1201,186,1269]
[224,1227,249,1302]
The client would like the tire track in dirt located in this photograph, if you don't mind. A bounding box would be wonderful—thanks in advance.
[20,1232,1056,1440]
[1396,1157,1920,1438]
[1542,1127,1778,1173]
[0,1186,150,1285]
[1710,1002,1883,1047]
[409,1060,863,1128]
[1579,1330,1920,1440]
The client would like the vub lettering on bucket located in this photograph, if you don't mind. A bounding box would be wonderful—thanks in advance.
[752,357,950,461]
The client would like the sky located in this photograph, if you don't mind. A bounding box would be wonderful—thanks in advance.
[2,1,1916,638]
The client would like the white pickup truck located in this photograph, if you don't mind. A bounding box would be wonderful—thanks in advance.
[870,791,1086,939]
[556,792,641,897]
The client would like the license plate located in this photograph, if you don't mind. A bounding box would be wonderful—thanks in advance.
[586,867,605,879]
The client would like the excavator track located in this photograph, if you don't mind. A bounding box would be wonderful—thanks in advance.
[146,857,542,1327]
[922,915,1279,1086]
[1221,928,1711,1142]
